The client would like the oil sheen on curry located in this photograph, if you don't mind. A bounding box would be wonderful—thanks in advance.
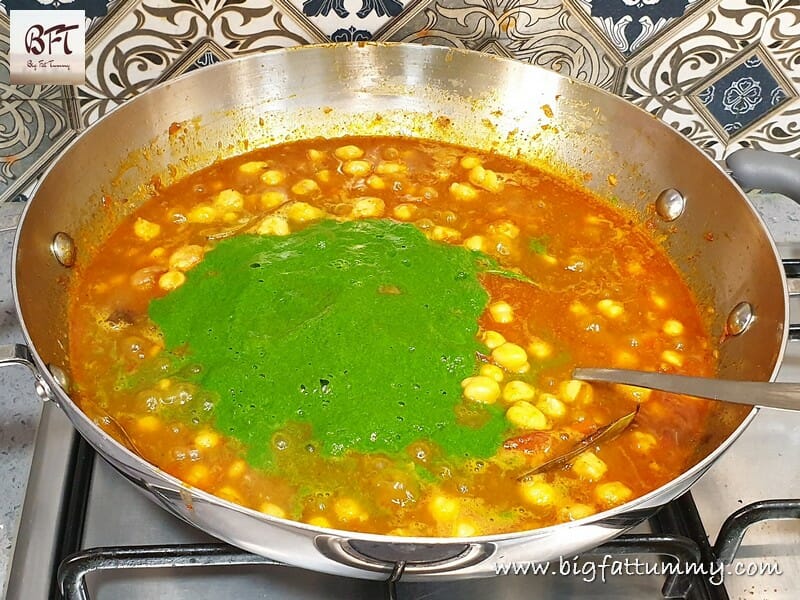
[69,136,715,537]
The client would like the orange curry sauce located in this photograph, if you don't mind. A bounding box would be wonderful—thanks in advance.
[68,136,715,537]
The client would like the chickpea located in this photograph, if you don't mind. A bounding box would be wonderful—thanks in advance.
[217,486,243,504]
[491,342,529,372]
[257,215,290,236]
[661,349,684,368]
[489,301,514,324]
[506,401,549,430]
[334,498,368,523]
[454,521,477,537]
[134,217,160,241]
[375,161,405,175]
[185,464,210,486]
[158,270,186,291]
[527,337,552,360]
[469,165,502,193]
[194,430,220,449]
[187,204,217,223]
[572,452,608,481]
[481,330,506,350]
[488,220,519,239]
[430,225,461,242]
[308,516,331,528]
[559,503,596,521]
[462,375,501,404]
[463,235,486,252]
[662,319,684,337]
[614,383,652,402]
[614,350,639,368]
[559,379,593,404]
[214,189,244,211]
[520,480,557,508]
[429,495,459,522]
[630,431,657,453]
[367,174,386,190]
[343,160,372,177]
[227,460,247,478]
[479,364,504,383]
[260,502,287,518]
[334,145,364,160]
[169,245,204,271]
[393,203,417,221]
[536,393,566,419]
[595,481,633,508]
[651,293,668,309]
[449,182,478,202]
[352,197,385,218]
[460,155,481,169]
[261,191,288,210]
[136,415,161,433]
[286,202,326,224]
[502,380,535,403]
[291,178,320,196]
[260,169,285,185]
[238,161,267,174]
[597,298,624,319]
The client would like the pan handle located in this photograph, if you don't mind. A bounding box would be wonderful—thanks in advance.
[727,149,800,204]
[0,343,56,403]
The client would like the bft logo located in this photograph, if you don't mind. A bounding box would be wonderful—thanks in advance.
[9,10,86,84]
[24,22,80,56]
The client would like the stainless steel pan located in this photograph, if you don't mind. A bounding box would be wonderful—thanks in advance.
[1,43,793,581]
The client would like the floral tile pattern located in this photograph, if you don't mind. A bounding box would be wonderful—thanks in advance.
[387,0,623,91]
[0,0,799,202]
[571,0,708,58]
[697,54,790,139]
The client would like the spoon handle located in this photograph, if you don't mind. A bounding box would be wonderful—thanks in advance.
[573,368,800,412]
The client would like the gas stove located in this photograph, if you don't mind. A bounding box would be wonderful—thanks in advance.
[3,242,800,599]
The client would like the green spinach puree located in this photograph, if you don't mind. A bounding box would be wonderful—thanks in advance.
[149,219,510,468]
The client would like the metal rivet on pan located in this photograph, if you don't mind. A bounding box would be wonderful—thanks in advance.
[51,232,76,267]
[48,364,70,392]
[655,189,686,222]
[726,302,754,336]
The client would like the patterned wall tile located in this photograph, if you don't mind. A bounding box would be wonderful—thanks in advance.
[386,0,623,91]
[728,96,800,156]
[694,51,793,140]
[78,0,315,126]
[570,0,709,58]
[761,0,800,88]
[0,12,78,202]
[274,0,428,41]
[623,0,800,159]
[624,0,769,99]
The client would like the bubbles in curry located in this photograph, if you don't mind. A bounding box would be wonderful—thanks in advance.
[68,136,716,537]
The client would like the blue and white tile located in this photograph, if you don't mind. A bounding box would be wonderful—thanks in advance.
[624,0,769,99]
[275,0,426,41]
[693,52,793,142]
[569,0,710,58]
[725,97,800,159]
[387,0,622,91]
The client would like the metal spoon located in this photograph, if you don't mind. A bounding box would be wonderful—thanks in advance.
[573,368,800,411]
